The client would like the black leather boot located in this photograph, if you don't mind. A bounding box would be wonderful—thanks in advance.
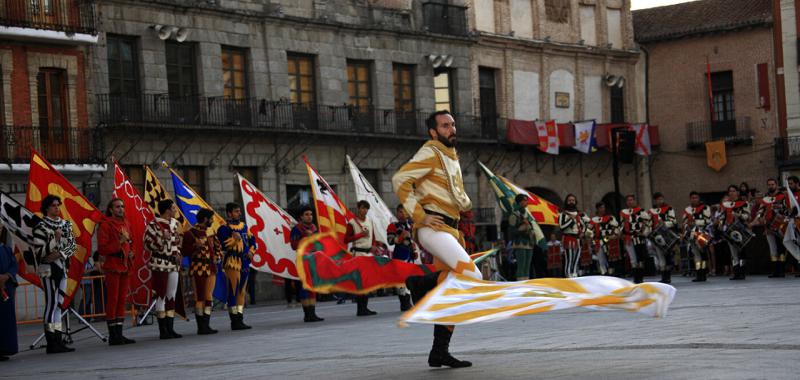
[633,268,643,284]
[399,294,412,311]
[166,316,182,338]
[406,271,441,304]
[196,314,216,335]
[356,296,377,316]
[231,313,252,330]
[54,331,75,352]
[768,261,782,278]
[660,270,671,284]
[428,325,471,368]
[158,318,172,339]
[729,265,740,280]
[205,314,218,334]
[108,321,123,346]
[116,319,136,344]
[45,331,71,354]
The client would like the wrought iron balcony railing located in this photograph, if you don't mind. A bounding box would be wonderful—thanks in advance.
[0,0,97,35]
[421,2,468,37]
[95,94,503,141]
[0,125,100,164]
[685,117,753,149]
[473,207,497,225]
[774,136,800,167]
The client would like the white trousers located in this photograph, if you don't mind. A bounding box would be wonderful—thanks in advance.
[155,271,179,312]
[417,227,481,280]
[595,245,609,275]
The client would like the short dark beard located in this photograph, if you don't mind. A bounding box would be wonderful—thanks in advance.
[437,134,456,148]
[565,203,577,211]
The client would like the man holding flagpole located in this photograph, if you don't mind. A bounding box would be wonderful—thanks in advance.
[345,200,378,316]
[393,110,479,368]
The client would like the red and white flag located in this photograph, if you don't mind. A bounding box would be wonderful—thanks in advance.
[536,120,559,155]
[304,156,355,245]
[237,174,299,280]
[113,163,155,306]
[630,124,651,156]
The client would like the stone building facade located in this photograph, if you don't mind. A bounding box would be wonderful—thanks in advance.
[467,0,649,213]
[0,0,648,300]
[634,0,779,204]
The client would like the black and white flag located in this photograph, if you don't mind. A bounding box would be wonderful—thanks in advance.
[0,191,42,269]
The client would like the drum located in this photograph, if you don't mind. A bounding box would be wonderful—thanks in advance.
[692,231,712,249]
[606,238,622,262]
[650,224,680,251]
[580,239,592,266]
[723,221,755,250]
[769,216,788,235]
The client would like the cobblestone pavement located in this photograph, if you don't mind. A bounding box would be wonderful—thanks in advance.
[3,275,799,379]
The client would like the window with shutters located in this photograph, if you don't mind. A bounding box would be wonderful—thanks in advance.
[434,68,454,112]
[107,35,139,96]
[166,41,197,98]
[287,53,316,105]
[393,64,415,112]
[347,60,372,110]
[222,48,247,100]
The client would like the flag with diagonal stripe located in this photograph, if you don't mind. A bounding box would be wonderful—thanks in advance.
[304,156,354,245]
[25,150,104,308]
[479,162,553,250]
[400,273,676,326]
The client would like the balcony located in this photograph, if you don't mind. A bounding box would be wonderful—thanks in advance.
[0,0,97,44]
[0,125,100,164]
[422,2,468,37]
[774,136,800,168]
[95,94,501,141]
[472,207,497,225]
[686,117,753,149]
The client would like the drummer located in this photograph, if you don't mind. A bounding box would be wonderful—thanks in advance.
[756,178,787,278]
[648,193,677,284]
[589,202,620,276]
[781,176,800,270]
[683,191,712,282]
[721,185,751,281]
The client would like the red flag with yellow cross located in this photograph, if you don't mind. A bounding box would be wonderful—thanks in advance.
[24,149,104,308]
[304,156,355,245]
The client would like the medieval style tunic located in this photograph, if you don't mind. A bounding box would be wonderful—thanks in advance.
[0,242,18,357]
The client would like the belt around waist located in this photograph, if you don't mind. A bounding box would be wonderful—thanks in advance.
[351,247,372,253]
[423,210,459,229]
[151,252,176,262]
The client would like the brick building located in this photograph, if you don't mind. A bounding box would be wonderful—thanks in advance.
[0,0,102,200]
[634,0,779,204]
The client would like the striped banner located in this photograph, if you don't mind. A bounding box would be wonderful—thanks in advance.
[400,274,676,326]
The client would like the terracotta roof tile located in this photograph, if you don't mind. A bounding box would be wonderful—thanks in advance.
[633,0,772,43]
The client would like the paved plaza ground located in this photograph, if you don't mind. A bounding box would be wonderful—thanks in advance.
[3,275,799,379]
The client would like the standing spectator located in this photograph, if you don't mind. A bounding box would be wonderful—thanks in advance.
[0,225,19,361]
[508,195,534,280]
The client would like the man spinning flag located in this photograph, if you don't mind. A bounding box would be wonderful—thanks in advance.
[296,114,676,369]
[392,110,478,368]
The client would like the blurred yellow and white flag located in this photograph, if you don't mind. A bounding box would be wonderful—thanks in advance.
[400,274,676,326]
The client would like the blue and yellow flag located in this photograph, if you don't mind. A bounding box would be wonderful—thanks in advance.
[168,168,225,231]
